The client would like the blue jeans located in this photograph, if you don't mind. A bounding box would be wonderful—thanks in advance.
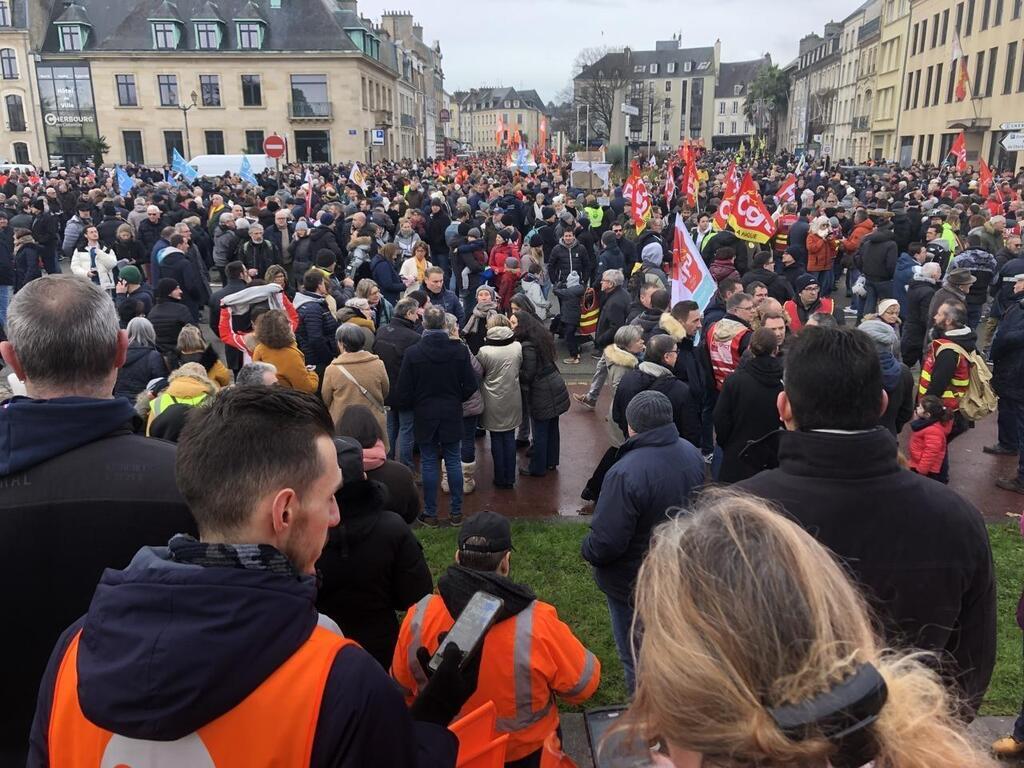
[997,397,1024,483]
[0,284,11,326]
[419,440,462,519]
[528,417,560,475]
[490,430,517,485]
[386,409,415,469]
[812,269,835,296]
[605,594,637,695]
[966,303,983,332]
[862,278,892,318]
[461,414,478,463]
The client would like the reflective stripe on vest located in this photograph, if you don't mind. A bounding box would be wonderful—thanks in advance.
[562,650,598,698]
[151,391,208,418]
[496,603,554,733]
[48,626,353,767]
[707,323,747,390]
[407,594,433,690]
[918,339,970,410]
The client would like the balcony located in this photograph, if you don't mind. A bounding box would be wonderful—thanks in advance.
[852,115,870,131]
[400,113,416,129]
[858,17,880,43]
[288,101,332,120]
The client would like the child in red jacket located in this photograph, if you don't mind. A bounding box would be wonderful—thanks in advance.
[496,256,522,312]
[908,395,952,482]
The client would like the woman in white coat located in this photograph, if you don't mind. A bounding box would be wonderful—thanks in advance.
[475,314,523,489]
[71,224,118,295]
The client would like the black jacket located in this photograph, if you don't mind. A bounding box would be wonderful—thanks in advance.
[737,428,996,712]
[375,316,422,407]
[613,362,700,447]
[594,286,630,349]
[991,298,1024,402]
[0,225,12,285]
[1,397,195,763]
[857,226,899,281]
[147,298,193,354]
[114,344,168,401]
[713,355,784,483]
[158,249,204,321]
[295,291,339,367]
[518,339,571,421]
[900,278,937,356]
[309,226,343,266]
[786,218,810,263]
[136,216,165,260]
[316,480,432,669]
[548,241,591,286]
[367,459,422,524]
[990,255,1024,319]
[742,267,794,303]
[396,330,478,444]
[30,211,58,248]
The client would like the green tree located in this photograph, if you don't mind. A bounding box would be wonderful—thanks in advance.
[79,135,111,166]
[744,65,790,152]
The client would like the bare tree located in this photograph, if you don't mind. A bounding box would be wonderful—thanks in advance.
[572,46,628,143]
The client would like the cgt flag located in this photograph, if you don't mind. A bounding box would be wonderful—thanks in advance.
[664,160,676,206]
[979,159,994,198]
[948,131,968,171]
[728,171,777,244]
[172,148,197,184]
[671,210,717,310]
[777,173,797,203]
[713,162,740,231]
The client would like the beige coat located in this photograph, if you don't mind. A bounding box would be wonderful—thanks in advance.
[475,327,523,432]
[321,350,390,449]
[603,343,639,447]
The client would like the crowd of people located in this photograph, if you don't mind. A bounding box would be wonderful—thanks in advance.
[0,148,1022,767]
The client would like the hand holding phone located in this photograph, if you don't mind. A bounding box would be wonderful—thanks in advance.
[428,591,503,673]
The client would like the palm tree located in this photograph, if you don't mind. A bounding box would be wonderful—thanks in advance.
[79,135,111,166]
[744,65,790,152]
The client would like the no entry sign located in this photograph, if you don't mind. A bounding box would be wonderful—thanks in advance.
[263,134,286,158]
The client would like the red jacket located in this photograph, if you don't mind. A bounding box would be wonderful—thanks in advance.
[489,241,520,274]
[908,419,949,475]
[842,219,875,255]
[806,233,837,272]
[497,271,521,311]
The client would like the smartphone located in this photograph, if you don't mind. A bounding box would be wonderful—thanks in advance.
[428,591,503,673]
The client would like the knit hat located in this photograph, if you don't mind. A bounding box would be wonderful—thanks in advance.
[315,249,336,268]
[345,297,371,311]
[467,227,482,239]
[156,278,179,299]
[475,285,497,302]
[528,233,543,247]
[235,218,250,231]
[334,436,365,486]
[566,271,580,288]
[795,274,819,293]
[499,227,516,242]
[640,242,663,266]
[119,265,142,285]
[625,390,674,434]
[877,298,899,316]
[541,205,556,220]
[295,219,310,232]
[319,212,335,227]
[858,318,898,351]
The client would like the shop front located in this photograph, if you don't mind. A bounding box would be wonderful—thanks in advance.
[36,63,99,168]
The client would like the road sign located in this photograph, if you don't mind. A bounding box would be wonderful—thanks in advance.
[1000,121,1024,131]
[1001,133,1024,151]
[263,134,286,158]
[371,129,385,146]
[620,103,639,116]
[439,108,450,123]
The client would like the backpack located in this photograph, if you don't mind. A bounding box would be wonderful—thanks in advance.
[943,342,998,422]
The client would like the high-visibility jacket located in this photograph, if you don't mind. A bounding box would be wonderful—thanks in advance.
[773,213,798,255]
[393,593,600,762]
[919,338,970,410]
[48,626,354,766]
[707,320,750,390]
[783,297,833,334]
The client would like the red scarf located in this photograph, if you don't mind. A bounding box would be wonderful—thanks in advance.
[363,440,387,471]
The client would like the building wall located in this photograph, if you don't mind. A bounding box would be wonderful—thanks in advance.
[898,0,1023,170]
[0,27,46,164]
[871,0,912,161]
[55,52,398,165]
[458,105,543,152]
[604,73,716,151]
[712,95,753,144]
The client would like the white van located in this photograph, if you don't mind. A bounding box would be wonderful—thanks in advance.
[188,154,271,178]
[0,163,36,175]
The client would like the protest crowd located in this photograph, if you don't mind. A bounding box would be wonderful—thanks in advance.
[1,143,1023,767]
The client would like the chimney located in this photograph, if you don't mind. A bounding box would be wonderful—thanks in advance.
[412,23,423,40]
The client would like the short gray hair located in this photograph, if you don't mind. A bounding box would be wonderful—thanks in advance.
[126,316,156,347]
[235,362,277,386]
[921,262,941,280]
[394,298,418,318]
[614,324,643,348]
[444,312,459,336]
[6,276,120,390]
[336,322,366,352]
[422,305,446,330]
[248,223,264,234]
[603,269,624,287]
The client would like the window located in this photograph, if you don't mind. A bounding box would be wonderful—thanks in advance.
[910,23,919,54]
[947,59,958,102]
[683,60,691,72]
[995,0,1004,23]
[152,21,177,49]
[0,2,9,25]
[115,74,137,106]
[59,25,82,51]
[290,74,328,117]
[718,121,724,134]
[237,22,260,49]
[205,130,224,154]
[667,62,676,73]
[163,130,183,163]
[123,130,144,164]
[241,74,261,106]
[719,101,725,114]
[912,69,921,107]
[6,94,24,131]
[981,0,991,28]
[934,62,943,103]
[665,80,671,92]
[956,1,965,31]
[195,22,219,49]
[931,13,939,46]
[985,46,998,95]
[905,72,914,109]
[1015,0,1022,18]
[924,66,933,106]
[199,74,220,106]
[13,142,28,164]
[731,120,737,133]
[245,129,264,155]
[732,100,738,113]
[158,74,178,106]
[516,113,522,124]
[966,0,975,34]
[941,9,949,43]
[0,48,16,79]
[919,20,927,52]
[974,48,985,93]
[1005,41,1018,93]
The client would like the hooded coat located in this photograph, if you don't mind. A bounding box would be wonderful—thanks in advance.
[602,343,639,447]
[476,326,523,432]
[613,361,700,447]
[395,330,479,444]
[713,354,784,483]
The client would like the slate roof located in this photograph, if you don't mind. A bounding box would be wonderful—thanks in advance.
[54,2,93,25]
[575,46,716,81]
[40,0,394,60]
[715,57,769,99]
[457,86,546,112]
[192,0,225,21]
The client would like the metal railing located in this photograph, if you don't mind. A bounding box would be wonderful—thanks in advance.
[287,101,332,119]
[852,115,870,131]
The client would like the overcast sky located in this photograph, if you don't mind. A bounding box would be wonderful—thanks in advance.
[366,0,849,103]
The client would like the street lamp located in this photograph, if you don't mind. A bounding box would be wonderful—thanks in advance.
[178,90,198,159]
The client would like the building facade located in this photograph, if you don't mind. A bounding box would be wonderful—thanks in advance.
[898,0,1023,170]
[783,24,842,155]
[453,86,547,152]
[871,0,911,161]
[574,37,719,157]
[833,2,874,159]
[851,2,882,161]
[0,0,47,164]
[712,56,771,150]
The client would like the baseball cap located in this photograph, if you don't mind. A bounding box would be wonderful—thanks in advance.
[458,511,513,553]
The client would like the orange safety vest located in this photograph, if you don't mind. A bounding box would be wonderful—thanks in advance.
[783,297,833,334]
[393,594,599,763]
[918,338,970,411]
[48,626,355,766]
[707,322,750,390]
[773,213,798,254]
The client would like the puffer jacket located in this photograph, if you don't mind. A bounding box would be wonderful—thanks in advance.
[806,232,837,272]
[462,346,484,418]
[212,225,239,269]
[476,326,523,432]
[518,339,570,421]
[950,247,998,307]
[602,342,639,447]
[857,226,899,281]
[113,344,167,401]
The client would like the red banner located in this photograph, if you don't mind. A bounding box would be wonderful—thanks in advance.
[777,173,797,203]
[683,154,698,209]
[727,171,777,244]
[664,160,676,206]
[950,131,967,171]
[713,162,739,231]
[979,159,993,197]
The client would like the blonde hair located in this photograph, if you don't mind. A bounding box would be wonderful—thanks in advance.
[176,324,206,354]
[627,490,994,768]
[486,313,510,329]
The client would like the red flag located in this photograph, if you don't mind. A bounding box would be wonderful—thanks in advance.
[538,116,548,149]
[727,171,777,244]
[664,160,676,205]
[512,128,522,148]
[495,116,505,147]
[777,173,797,203]
[950,131,968,171]
[713,162,740,230]
[628,163,652,234]
[623,159,642,198]
[979,159,993,197]
[682,154,698,209]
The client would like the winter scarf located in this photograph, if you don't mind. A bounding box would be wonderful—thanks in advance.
[362,439,387,471]
[462,298,497,335]
[220,283,286,316]
[167,533,301,578]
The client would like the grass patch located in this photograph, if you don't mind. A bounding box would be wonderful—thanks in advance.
[418,520,1024,716]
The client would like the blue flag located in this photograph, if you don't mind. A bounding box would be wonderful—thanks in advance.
[172,148,197,184]
[115,166,134,195]
[239,154,258,186]
[164,168,172,184]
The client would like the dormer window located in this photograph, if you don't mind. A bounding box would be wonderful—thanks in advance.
[152,21,178,48]
[667,61,677,73]
[236,21,261,49]
[513,99,519,108]
[733,84,743,96]
[683,61,692,72]
[58,24,84,51]
[195,21,220,48]
[650,62,659,74]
